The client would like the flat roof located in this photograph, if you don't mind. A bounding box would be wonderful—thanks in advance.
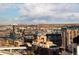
[0,47,26,50]
[62,26,79,30]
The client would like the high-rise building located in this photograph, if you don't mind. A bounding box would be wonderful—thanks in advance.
[62,26,79,50]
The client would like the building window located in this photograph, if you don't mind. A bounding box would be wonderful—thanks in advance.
[70,31,72,44]
[70,31,72,39]
[77,31,79,35]
[74,31,76,37]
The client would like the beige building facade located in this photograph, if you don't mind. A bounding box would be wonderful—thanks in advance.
[62,27,79,49]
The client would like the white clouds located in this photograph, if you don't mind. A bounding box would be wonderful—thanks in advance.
[0,4,10,11]
[18,3,79,19]
[0,3,79,24]
[0,4,15,10]
[19,4,56,16]
[32,19,48,24]
[10,3,79,24]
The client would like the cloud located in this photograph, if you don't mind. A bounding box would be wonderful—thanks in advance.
[18,3,79,18]
[32,19,48,24]
[0,4,13,11]
[0,3,79,24]
[9,3,79,24]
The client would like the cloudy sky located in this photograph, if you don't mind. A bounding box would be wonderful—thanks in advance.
[0,3,79,24]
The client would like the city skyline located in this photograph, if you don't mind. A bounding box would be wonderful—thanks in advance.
[0,3,79,24]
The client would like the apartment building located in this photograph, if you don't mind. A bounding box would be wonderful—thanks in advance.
[62,26,79,50]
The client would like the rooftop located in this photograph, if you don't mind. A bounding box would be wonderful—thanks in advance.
[62,26,79,30]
